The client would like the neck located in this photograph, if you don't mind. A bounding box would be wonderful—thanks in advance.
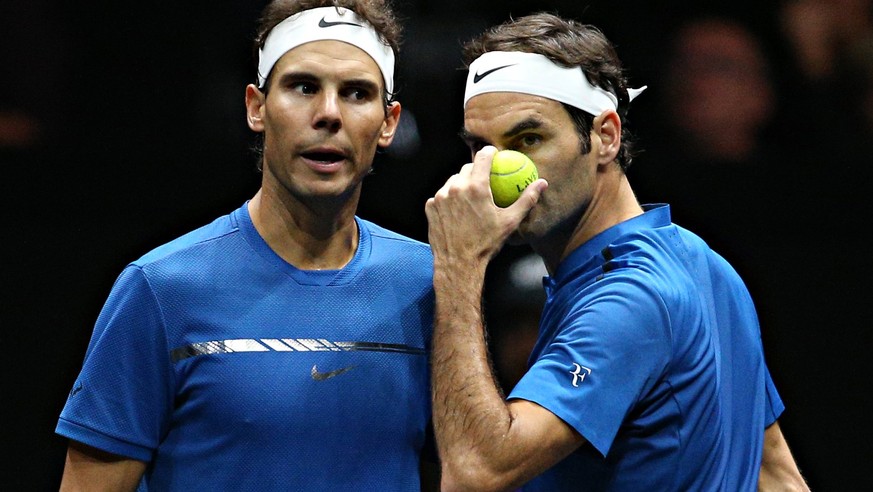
[248,189,359,270]
[535,171,643,275]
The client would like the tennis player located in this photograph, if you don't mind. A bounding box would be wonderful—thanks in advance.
[426,12,809,491]
[56,1,436,490]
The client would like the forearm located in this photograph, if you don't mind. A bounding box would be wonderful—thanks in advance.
[426,148,556,490]
[431,260,519,488]
[758,422,810,492]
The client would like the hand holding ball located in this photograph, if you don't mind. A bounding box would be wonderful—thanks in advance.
[490,150,539,207]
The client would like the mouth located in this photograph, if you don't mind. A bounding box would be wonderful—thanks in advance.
[300,148,348,173]
[301,149,347,164]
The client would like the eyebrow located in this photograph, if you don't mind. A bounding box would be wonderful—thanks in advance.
[343,77,381,93]
[502,117,544,138]
[276,71,318,86]
[459,116,545,147]
[275,71,381,93]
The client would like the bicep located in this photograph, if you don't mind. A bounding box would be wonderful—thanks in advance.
[505,399,587,480]
[59,441,146,492]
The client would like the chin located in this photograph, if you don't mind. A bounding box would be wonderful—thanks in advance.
[510,213,548,246]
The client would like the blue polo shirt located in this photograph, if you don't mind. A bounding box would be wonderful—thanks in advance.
[510,204,783,491]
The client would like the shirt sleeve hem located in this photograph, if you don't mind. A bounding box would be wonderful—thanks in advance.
[55,417,154,462]
[507,394,612,457]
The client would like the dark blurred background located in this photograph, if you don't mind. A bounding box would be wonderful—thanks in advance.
[3,0,871,489]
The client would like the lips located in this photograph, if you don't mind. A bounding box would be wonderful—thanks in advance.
[300,147,348,172]
[301,150,345,163]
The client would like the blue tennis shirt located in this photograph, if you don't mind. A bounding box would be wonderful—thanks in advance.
[57,202,434,490]
[510,204,783,491]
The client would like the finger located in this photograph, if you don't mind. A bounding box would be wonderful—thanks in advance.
[505,178,549,219]
[472,146,497,182]
[458,162,474,178]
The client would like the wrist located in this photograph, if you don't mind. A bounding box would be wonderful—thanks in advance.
[433,258,487,288]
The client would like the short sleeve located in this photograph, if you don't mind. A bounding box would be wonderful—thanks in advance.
[56,265,173,462]
[509,277,671,456]
[763,363,785,426]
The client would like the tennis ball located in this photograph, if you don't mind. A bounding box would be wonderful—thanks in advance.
[490,150,539,207]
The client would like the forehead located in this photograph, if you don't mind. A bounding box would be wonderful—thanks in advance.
[463,92,569,138]
[272,40,382,83]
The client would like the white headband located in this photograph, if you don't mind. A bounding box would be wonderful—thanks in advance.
[464,51,646,115]
[258,6,395,94]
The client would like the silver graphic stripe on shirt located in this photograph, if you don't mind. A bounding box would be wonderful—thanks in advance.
[170,338,426,363]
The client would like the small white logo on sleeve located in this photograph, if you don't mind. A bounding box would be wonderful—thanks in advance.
[570,363,592,387]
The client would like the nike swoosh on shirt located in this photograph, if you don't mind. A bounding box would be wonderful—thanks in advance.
[318,17,362,28]
[311,364,356,381]
[473,64,516,83]
[69,382,83,397]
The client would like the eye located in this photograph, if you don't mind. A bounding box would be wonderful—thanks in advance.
[343,86,373,101]
[517,134,542,149]
[292,81,318,95]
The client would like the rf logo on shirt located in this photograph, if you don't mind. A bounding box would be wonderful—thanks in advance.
[570,363,592,387]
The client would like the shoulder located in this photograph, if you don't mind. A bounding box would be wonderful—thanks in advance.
[555,229,685,337]
[356,219,433,287]
[359,218,429,248]
[358,218,433,259]
[133,211,241,269]
[669,224,752,297]
[119,210,246,294]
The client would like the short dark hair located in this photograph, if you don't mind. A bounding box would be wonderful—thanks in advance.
[253,0,402,99]
[462,12,639,171]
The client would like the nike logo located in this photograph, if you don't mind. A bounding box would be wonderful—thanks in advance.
[69,381,83,397]
[318,17,362,28]
[473,64,516,83]
[311,364,356,381]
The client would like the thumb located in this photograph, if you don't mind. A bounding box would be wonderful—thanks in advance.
[505,178,549,219]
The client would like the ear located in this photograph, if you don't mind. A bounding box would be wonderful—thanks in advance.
[245,84,266,132]
[377,101,402,148]
[593,109,621,165]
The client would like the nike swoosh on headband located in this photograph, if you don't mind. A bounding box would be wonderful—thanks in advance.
[473,64,516,83]
[258,7,394,91]
[318,17,362,28]
[464,51,646,115]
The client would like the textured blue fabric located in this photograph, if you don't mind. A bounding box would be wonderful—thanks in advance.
[510,204,784,491]
[57,202,434,490]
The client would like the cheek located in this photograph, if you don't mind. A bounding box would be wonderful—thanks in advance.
[547,161,593,205]
[350,111,388,145]
[263,109,301,143]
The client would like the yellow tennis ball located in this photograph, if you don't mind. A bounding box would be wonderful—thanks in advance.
[490,150,539,207]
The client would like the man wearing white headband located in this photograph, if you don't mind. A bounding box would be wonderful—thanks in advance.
[57,1,438,490]
[426,12,809,492]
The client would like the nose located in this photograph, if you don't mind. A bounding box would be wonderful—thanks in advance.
[313,90,342,133]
